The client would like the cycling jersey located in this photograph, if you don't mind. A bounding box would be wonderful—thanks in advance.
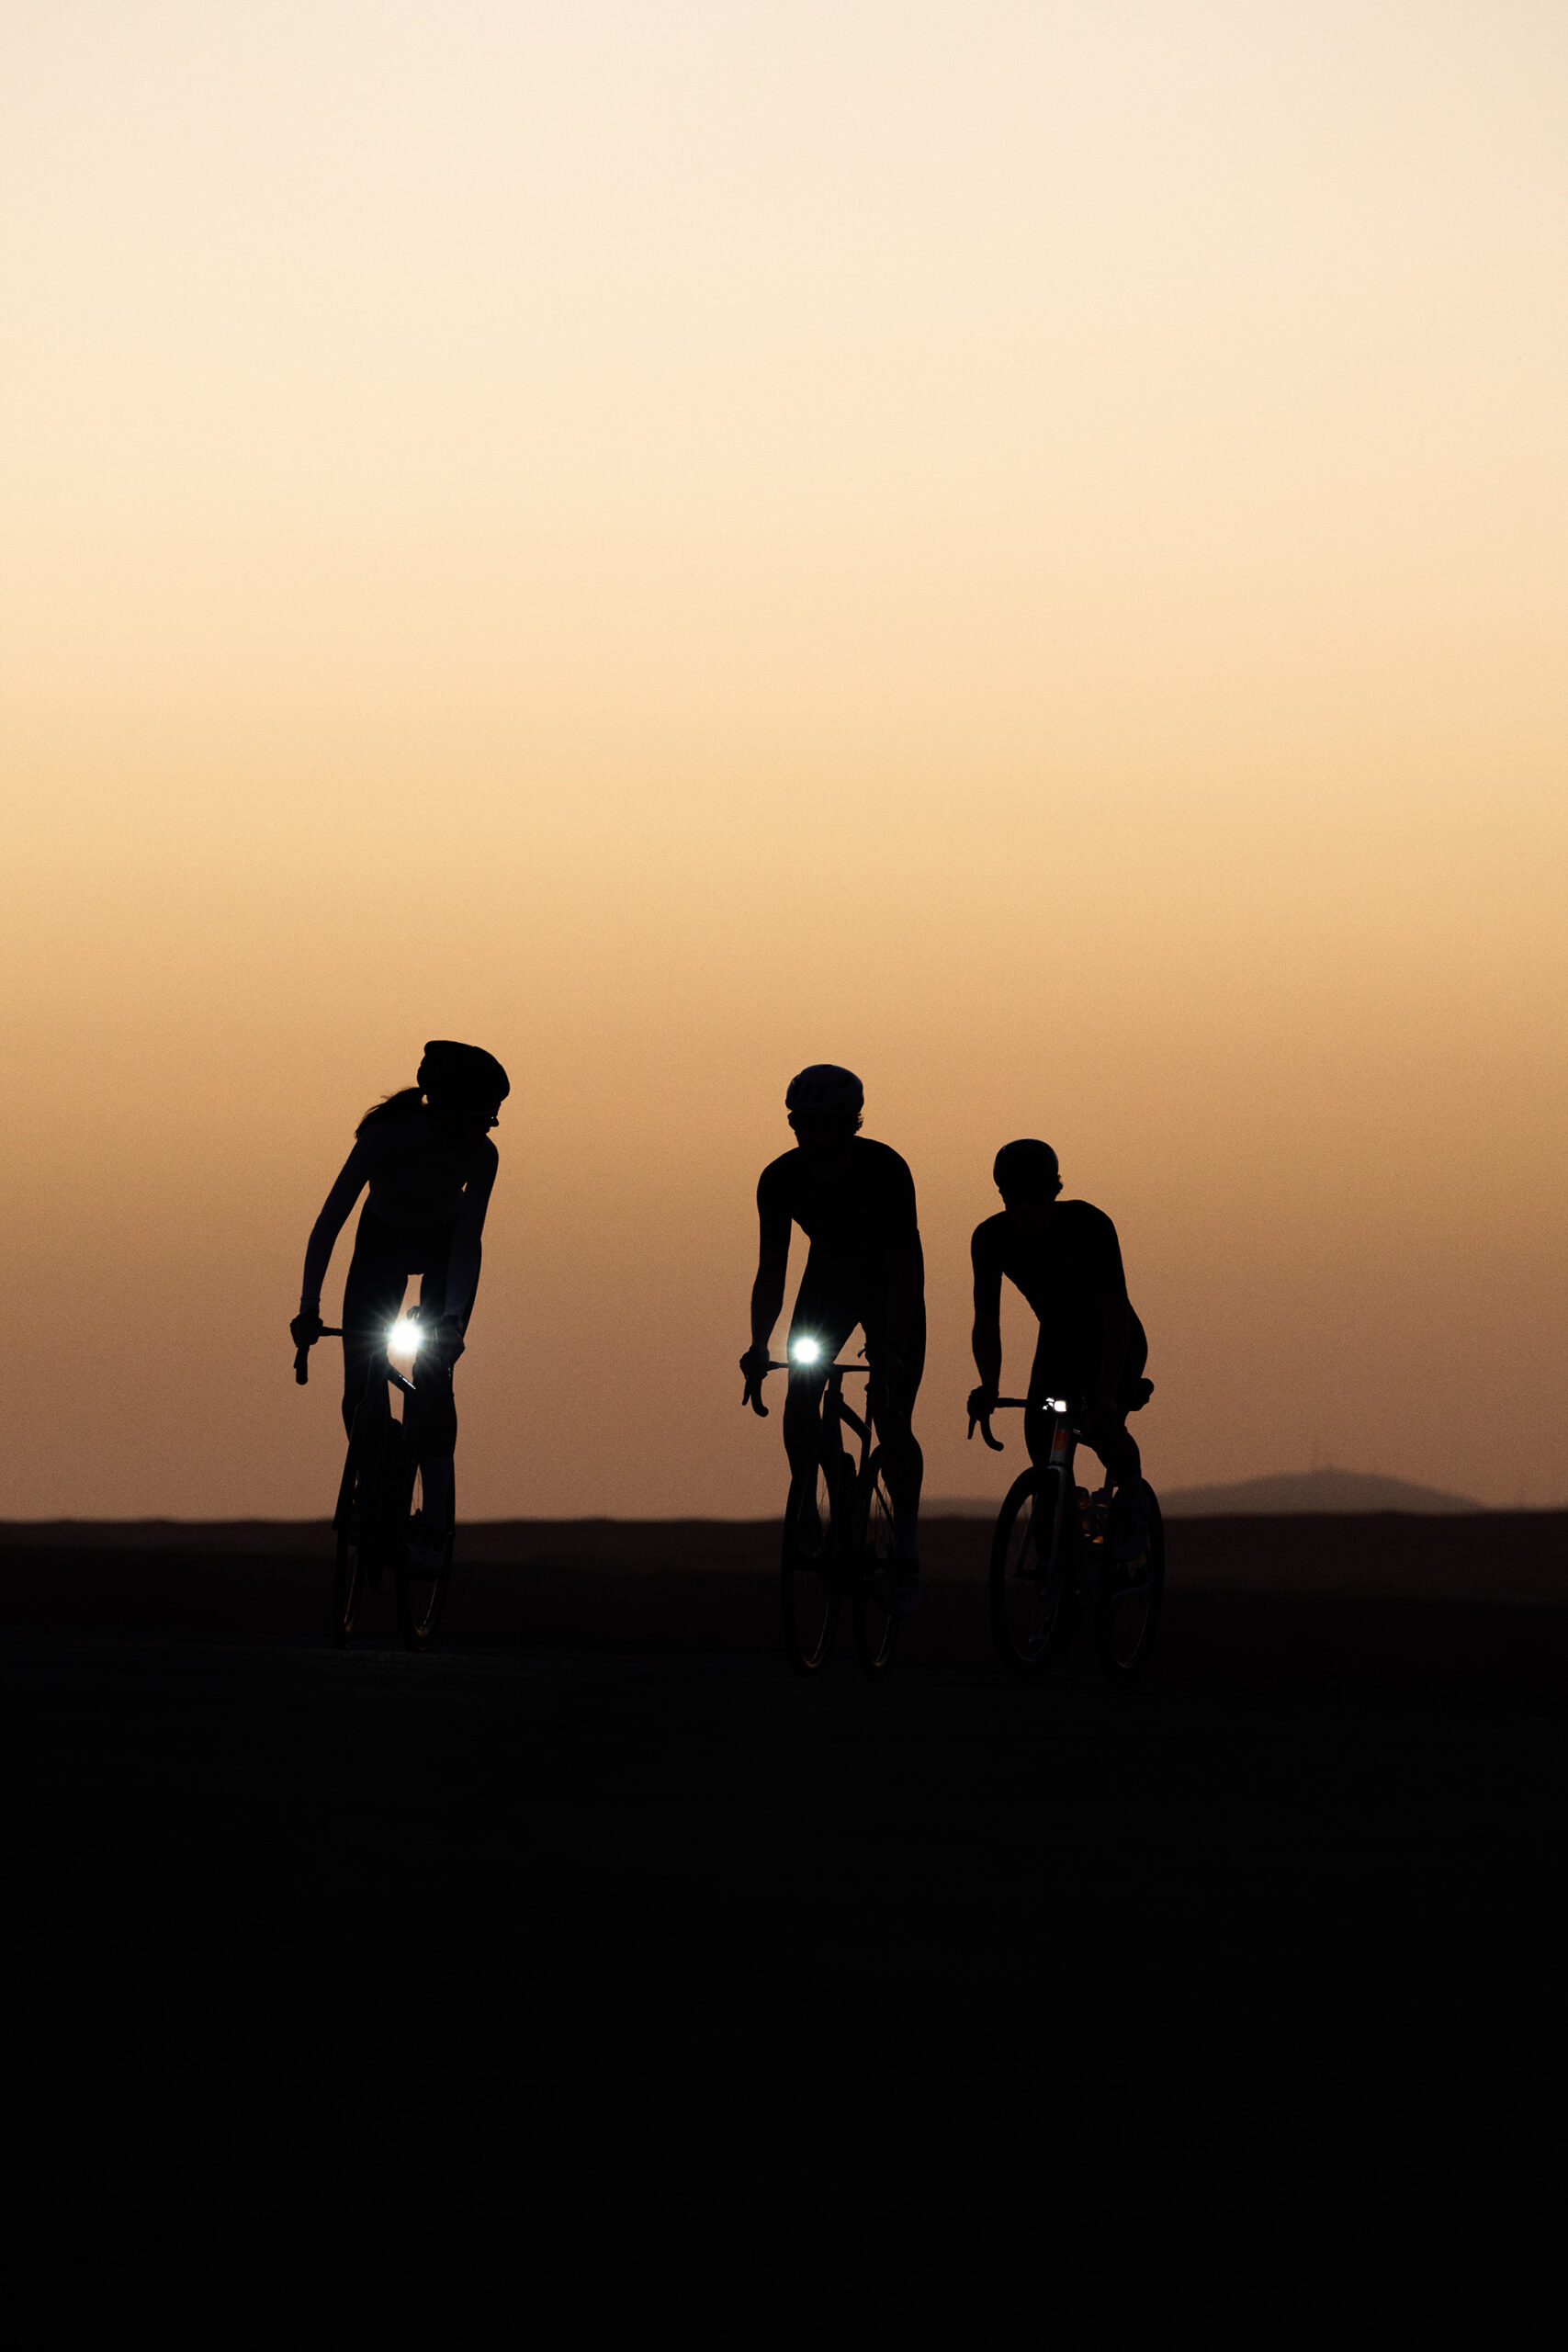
[300,1114,498,1321]
[757,1137,919,1282]
[970,1200,1128,1336]
[972,1199,1148,1408]
[356,1113,491,1233]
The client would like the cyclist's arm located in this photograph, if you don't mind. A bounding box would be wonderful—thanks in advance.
[300,1144,369,1312]
[970,1228,1003,1396]
[749,1200,792,1357]
[446,1141,499,1330]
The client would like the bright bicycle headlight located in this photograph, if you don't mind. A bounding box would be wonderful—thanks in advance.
[789,1336,822,1365]
[389,1316,423,1355]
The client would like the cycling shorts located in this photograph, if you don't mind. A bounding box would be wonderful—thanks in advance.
[341,1206,460,1455]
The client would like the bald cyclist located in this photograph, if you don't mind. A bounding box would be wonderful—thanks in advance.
[967,1137,1156,1557]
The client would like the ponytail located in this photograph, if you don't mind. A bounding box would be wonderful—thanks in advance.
[355,1085,425,1137]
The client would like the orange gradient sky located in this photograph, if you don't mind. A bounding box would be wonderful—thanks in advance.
[4,1,1565,1517]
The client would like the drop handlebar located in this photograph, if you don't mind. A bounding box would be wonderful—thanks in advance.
[293,1327,344,1386]
[967,1396,1031,1453]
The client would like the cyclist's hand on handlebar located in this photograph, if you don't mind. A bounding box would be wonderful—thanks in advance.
[291,1306,323,1386]
[966,1384,1004,1451]
[739,1345,772,1416]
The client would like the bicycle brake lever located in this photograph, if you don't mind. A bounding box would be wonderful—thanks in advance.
[294,1347,310,1386]
[967,1409,1004,1453]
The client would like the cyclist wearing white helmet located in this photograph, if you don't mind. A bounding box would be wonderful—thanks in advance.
[967,1138,1155,1535]
[290,1041,509,1555]
[740,1064,926,1609]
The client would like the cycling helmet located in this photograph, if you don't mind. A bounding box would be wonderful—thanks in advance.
[418,1040,511,1123]
[993,1138,1060,1202]
[784,1064,864,1120]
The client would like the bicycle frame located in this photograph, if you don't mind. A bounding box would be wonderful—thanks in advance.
[974,1394,1115,1586]
[297,1321,419,1417]
[301,1312,457,1650]
[763,1352,881,1550]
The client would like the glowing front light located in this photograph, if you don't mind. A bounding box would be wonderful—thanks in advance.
[790,1337,822,1365]
[389,1316,423,1354]
[1050,1397,1068,1413]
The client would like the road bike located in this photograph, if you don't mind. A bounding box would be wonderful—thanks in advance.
[294,1312,454,1652]
[755,1349,901,1680]
[970,1394,1164,1686]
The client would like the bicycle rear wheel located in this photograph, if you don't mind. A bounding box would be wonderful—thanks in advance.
[989,1468,1073,1679]
[852,1453,898,1680]
[395,1451,453,1652]
[782,1461,842,1675]
[1093,1486,1164,1685]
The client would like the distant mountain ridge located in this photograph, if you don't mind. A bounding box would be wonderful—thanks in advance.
[925,1466,1486,1519]
[1157,1467,1485,1518]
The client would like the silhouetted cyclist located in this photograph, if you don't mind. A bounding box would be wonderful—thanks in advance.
[740,1064,926,1611]
[967,1138,1155,1548]
[290,1040,509,1568]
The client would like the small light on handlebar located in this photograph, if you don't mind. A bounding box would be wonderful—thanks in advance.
[1050,1397,1068,1413]
[789,1337,822,1365]
[389,1316,423,1355]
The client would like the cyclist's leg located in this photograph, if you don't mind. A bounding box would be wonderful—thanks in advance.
[865,1301,924,1560]
[1022,1322,1064,1473]
[1025,1320,1141,1485]
[1078,1401,1141,1486]
[412,1220,460,1535]
[783,1262,856,1501]
[1078,1314,1147,1486]
[341,1209,412,1439]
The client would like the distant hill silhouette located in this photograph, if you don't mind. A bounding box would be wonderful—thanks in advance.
[926,1467,1486,1519]
[1159,1467,1486,1517]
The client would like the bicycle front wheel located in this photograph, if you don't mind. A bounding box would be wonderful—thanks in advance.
[990,1468,1072,1679]
[852,1453,898,1681]
[331,1437,369,1646]
[395,1454,454,1653]
[1093,1487,1164,1686]
[782,1462,842,1676]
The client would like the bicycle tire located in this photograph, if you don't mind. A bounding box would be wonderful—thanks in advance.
[395,1443,453,1653]
[852,1452,898,1680]
[782,1460,842,1675]
[989,1466,1073,1679]
[1093,1486,1164,1686]
[331,1436,368,1646]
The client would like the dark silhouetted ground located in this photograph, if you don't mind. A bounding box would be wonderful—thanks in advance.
[7,1512,1568,2214]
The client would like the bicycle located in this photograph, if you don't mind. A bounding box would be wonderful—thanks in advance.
[294,1311,454,1652]
[754,1347,901,1680]
[969,1394,1164,1685]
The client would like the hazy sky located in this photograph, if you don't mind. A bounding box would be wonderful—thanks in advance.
[4,1,1564,1517]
